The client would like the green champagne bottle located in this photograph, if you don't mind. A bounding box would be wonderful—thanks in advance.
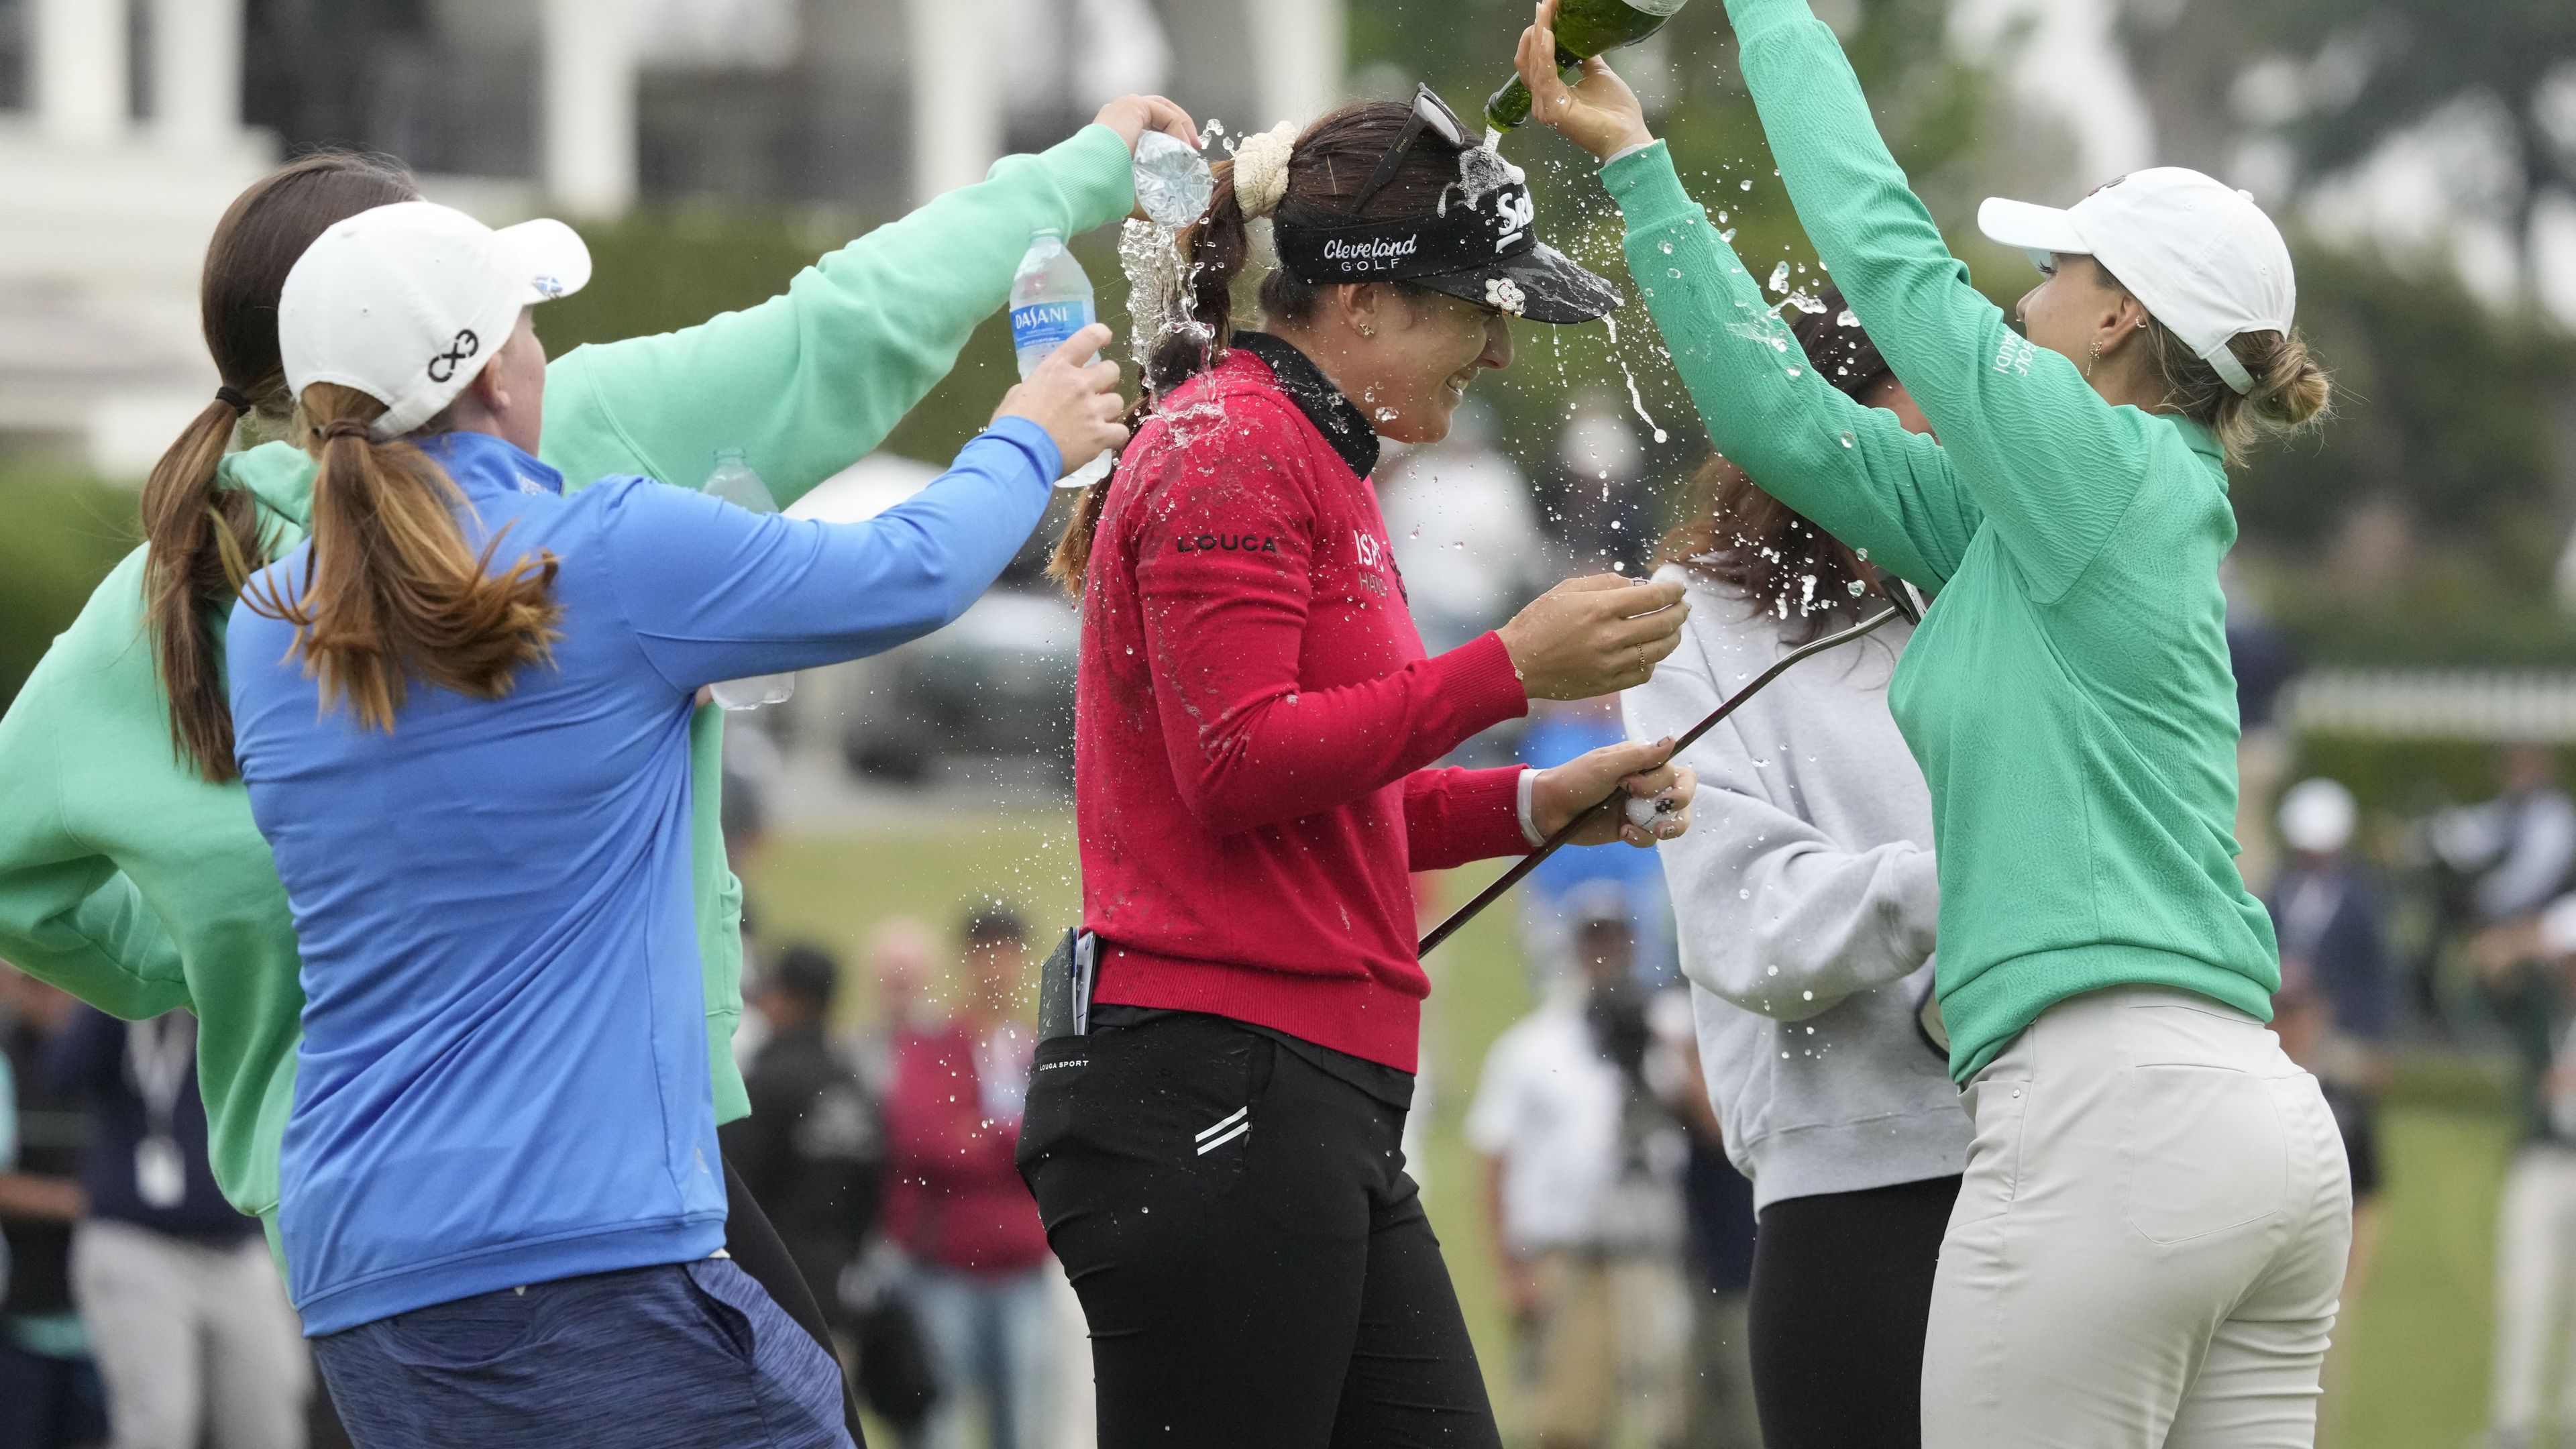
[1485,0,1690,130]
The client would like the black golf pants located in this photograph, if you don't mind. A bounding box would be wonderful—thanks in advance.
[1018,1012,1501,1449]
[1748,1173,1961,1449]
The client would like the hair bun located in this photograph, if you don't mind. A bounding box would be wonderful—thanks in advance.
[1232,121,1300,221]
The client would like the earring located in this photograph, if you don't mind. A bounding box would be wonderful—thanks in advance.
[2086,339,2100,378]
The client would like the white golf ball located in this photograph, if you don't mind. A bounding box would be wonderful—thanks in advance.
[1625,795,1673,831]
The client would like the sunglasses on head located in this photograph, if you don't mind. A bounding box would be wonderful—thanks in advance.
[1350,83,1472,215]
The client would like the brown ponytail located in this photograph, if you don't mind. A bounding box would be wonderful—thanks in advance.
[240,385,563,733]
[143,152,419,780]
[1655,288,1892,639]
[1049,103,1470,594]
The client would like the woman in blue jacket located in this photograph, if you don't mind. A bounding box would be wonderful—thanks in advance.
[225,201,1125,1448]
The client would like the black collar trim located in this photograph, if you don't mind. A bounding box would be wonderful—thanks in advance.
[1230,331,1380,480]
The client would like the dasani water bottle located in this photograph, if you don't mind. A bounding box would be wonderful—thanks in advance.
[1010,229,1112,490]
[702,448,797,711]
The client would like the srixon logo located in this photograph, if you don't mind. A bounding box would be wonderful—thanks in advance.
[1175,533,1279,554]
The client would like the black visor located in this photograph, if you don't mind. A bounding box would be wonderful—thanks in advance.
[1271,137,1619,325]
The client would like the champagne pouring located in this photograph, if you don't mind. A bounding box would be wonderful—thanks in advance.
[1485,0,1692,131]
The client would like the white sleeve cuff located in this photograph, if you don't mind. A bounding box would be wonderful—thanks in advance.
[1518,768,1544,847]
[1602,140,1658,167]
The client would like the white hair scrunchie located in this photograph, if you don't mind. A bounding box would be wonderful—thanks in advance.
[1232,121,1300,221]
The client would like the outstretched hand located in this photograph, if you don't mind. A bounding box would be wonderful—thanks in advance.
[1093,95,1199,154]
[994,323,1128,479]
[1517,0,1656,162]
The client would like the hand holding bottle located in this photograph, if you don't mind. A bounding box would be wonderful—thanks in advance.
[996,323,1129,481]
[1092,95,1200,155]
[1516,0,1657,161]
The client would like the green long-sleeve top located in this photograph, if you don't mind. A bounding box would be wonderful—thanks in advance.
[0,124,1136,1247]
[1603,1,2277,1081]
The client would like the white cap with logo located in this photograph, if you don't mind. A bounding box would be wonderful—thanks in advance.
[279,201,592,439]
[1977,168,2294,395]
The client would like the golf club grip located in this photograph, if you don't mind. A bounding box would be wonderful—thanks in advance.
[1417,604,1902,958]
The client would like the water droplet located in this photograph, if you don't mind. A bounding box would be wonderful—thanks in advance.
[1739,178,1754,192]
[1764,961,1776,972]
[1786,366,1801,378]
[1839,431,1855,449]
[1837,309,1859,327]
[1802,990,1814,1000]
[1658,239,1674,254]
[1766,261,1790,294]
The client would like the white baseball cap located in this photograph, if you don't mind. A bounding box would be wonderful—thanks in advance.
[1978,168,2294,394]
[2277,777,2356,855]
[280,201,592,439]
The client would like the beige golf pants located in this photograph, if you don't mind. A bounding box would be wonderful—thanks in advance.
[1922,986,2352,1448]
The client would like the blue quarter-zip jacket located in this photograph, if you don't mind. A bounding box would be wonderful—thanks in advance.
[228,423,1057,1335]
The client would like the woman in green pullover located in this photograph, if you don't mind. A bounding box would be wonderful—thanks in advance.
[1521,4,2349,1443]
[0,98,1180,1278]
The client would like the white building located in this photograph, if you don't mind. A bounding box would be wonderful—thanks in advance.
[0,0,1342,475]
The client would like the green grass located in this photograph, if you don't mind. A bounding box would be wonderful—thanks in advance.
[753,820,2517,1445]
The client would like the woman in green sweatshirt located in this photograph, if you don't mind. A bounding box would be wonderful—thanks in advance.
[1521,3,2350,1444]
[0,98,1179,1281]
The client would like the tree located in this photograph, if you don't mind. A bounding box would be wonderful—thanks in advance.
[2118,0,2576,283]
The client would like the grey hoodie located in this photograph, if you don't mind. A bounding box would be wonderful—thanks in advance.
[1623,566,1969,1212]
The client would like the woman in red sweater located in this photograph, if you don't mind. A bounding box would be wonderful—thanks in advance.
[1020,89,1698,1448]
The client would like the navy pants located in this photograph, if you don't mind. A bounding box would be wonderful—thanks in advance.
[312,1259,850,1449]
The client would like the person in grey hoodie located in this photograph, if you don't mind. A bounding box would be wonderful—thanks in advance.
[1621,292,1970,1449]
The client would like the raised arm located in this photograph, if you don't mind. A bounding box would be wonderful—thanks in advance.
[540,123,1141,503]
[1606,142,1977,590]
[1723,0,2168,601]
[0,678,192,1020]
[1128,422,1531,837]
[604,419,1061,692]
[1623,598,1935,1019]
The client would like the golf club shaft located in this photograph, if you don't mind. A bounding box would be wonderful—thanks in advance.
[1417,603,1904,957]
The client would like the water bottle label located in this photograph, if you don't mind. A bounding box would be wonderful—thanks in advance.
[1011,299,1095,357]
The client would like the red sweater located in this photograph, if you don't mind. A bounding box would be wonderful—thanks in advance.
[1074,336,1534,1072]
[880,1021,1051,1274]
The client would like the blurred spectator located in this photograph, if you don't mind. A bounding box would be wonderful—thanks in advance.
[882,906,1054,1449]
[719,945,885,1338]
[0,974,106,1449]
[2435,745,2576,929]
[2269,964,2381,1300]
[1519,706,1675,987]
[1469,893,1688,1449]
[50,1008,308,1449]
[839,920,945,1436]
[1379,401,1547,656]
[2477,894,2576,1447]
[1652,994,1760,1449]
[2270,780,2398,1075]
[1539,393,1654,578]
[2223,561,2300,894]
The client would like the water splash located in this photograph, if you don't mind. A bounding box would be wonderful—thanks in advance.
[1766,261,1790,294]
